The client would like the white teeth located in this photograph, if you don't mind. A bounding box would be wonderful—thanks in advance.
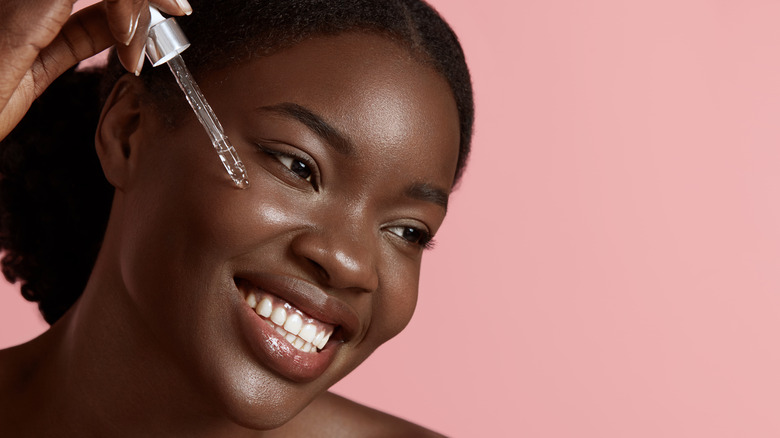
[258,297,273,318]
[317,331,331,349]
[283,313,303,335]
[299,324,317,343]
[270,307,287,326]
[313,331,324,347]
[242,287,338,354]
[245,293,257,308]
[273,322,329,353]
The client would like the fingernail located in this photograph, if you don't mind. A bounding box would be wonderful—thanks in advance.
[175,0,193,15]
[123,11,142,45]
[134,48,146,76]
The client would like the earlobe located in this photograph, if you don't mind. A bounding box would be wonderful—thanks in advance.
[95,75,144,191]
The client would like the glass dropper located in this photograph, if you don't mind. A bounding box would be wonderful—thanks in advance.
[144,6,249,189]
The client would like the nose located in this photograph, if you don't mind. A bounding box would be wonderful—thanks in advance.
[290,219,379,293]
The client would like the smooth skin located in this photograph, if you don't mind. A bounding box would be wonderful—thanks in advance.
[0,6,459,436]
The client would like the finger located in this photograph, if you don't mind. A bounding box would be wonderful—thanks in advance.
[109,1,192,73]
[33,4,115,98]
[104,0,146,46]
[0,0,76,115]
[104,0,191,46]
[152,0,192,16]
[116,6,150,74]
[0,3,114,139]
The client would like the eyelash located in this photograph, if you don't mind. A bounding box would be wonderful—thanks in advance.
[257,145,435,250]
[387,226,436,250]
[257,146,318,189]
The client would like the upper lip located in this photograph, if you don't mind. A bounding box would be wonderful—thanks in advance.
[233,271,362,343]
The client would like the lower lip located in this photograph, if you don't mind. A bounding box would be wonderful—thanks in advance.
[236,296,338,382]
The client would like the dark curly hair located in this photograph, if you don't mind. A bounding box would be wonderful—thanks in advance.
[0,0,474,325]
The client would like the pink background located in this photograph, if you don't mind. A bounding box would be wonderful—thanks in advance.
[3,1,780,436]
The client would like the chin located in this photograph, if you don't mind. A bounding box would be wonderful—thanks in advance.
[190,342,333,430]
[216,378,324,430]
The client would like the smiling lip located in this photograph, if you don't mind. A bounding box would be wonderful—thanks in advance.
[234,273,361,382]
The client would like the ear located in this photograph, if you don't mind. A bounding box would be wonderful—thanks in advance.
[94,75,145,191]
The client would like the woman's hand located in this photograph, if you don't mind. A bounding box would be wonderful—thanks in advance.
[0,0,191,141]
[104,0,191,74]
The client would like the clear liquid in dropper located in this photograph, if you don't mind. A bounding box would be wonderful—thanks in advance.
[167,54,249,189]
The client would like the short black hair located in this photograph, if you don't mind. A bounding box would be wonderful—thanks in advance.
[0,0,474,325]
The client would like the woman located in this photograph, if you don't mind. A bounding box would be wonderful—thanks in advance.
[0,0,473,435]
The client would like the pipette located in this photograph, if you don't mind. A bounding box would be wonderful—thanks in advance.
[144,6,249,189]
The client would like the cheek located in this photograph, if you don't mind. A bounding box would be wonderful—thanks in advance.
[131,141,307,260]
[205,179,314,254]
[369,254,421,345]
[116,183,226,328]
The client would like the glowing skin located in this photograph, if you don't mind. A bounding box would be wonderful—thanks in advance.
[0,33,459,436]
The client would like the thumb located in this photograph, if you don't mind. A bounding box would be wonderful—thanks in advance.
[32,4,115,99]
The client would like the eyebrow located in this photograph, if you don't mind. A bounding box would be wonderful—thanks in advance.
[256,102,354,156]
[258,103,449,211]
[406,183,450,211]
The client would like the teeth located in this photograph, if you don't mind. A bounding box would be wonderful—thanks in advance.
[317,331,331,349]
[270,307,287,326]
[299,324,317,343]
[283,313,303,335]
[313,331,324,347]
[257,297,273,318]
[245,293,257,308]
[242,289,338,354]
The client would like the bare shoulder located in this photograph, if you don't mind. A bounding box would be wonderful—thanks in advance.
[272,391,446,437]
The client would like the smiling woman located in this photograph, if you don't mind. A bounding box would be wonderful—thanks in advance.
[0,0,472,436]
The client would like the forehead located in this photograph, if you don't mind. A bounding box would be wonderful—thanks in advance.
[203,32,461,188]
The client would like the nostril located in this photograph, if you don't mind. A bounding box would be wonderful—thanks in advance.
[306,258,329,282]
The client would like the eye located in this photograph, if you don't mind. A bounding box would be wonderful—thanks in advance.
[275,154,313,182]
[256,144,318,189]
[387,226,435,250]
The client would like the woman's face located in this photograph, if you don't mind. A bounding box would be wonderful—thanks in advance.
[111,32,459,428]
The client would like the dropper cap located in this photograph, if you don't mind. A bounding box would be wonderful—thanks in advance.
[145,7,191,66]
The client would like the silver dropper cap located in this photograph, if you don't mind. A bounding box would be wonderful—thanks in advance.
[145,7,191,67]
